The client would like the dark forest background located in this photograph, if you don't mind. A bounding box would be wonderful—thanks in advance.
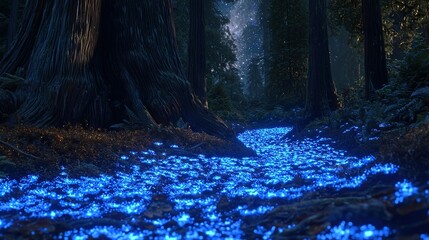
[170,0,428,124]
[0,0,428,130]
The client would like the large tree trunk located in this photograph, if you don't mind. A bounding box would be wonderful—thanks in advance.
[6,0,20,48]
[1,0,233,139]
[188,0,207,107]
[17,0,107,127]
[0,0,45,76]
[362,0,388,98]
[305,0,338,119]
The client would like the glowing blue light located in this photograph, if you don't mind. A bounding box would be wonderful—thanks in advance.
[154,142,163,146]
[369,163,399,175]
[0,179,16,197]
[317,221,391,239]
[421,234,429,240]
[0,219,12,229]
[395,180,418,204]
[254,226,276,239]
[205,229,216,237]
[363,230,373,238]
[175,213,192,227]
[0,126,408,238]
[238,205,274,216]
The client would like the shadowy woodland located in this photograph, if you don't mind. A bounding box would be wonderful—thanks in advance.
[0,0,428,239]
[0,0,427,179]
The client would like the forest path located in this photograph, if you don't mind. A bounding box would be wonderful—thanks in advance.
[0,127,428,239]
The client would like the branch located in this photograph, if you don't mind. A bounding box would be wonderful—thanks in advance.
[0,139,41,160]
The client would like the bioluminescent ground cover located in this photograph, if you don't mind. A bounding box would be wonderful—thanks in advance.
[0,127,428,239]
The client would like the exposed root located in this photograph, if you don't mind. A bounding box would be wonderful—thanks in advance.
[0,139,41,160]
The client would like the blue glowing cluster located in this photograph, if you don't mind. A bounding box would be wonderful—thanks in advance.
[394,180,418,204]
[317,221,391,239]
[0,127,414,238]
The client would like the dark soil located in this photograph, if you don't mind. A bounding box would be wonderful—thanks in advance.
[0,124,255,180]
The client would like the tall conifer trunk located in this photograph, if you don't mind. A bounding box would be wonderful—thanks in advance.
[6,0,20,48]
[305,0,338,120]
[362,0,388,98]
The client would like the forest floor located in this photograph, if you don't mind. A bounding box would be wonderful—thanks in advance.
[0,120,428,239]
[0,124,254,179]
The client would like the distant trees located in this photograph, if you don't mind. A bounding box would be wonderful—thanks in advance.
[173,0,242,110]
[329,0,429,98]
[305,0,338,119]
[262,0,308,105]
[204,0,242,104]
[0,0,233,138]
[329,0,429,53]
[259,0,271,88]
[247,58,264,100]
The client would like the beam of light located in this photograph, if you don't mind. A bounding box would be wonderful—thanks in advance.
[0,127,420,238]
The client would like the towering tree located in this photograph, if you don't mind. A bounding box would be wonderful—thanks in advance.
[0,0,233,139]
[305,0,338,119]
[188,0,207,106]
[6,0,19,48]
[265,0,308,104]
[362,0,388,98]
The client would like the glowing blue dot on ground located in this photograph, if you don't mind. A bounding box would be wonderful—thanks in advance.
[394,179,418,204]
[317,221,391,239]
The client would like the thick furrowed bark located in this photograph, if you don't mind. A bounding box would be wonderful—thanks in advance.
[102,0,233,138]
[0,0,45,76]
[18,0,109,127]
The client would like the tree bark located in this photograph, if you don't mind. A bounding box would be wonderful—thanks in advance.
[16,0,107,127]
[362,0,388,99]
[305,0,338,119]
[6,0,20,49]
[0,0,45,76]
[188,0,207,107]
[2,0,233,139]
